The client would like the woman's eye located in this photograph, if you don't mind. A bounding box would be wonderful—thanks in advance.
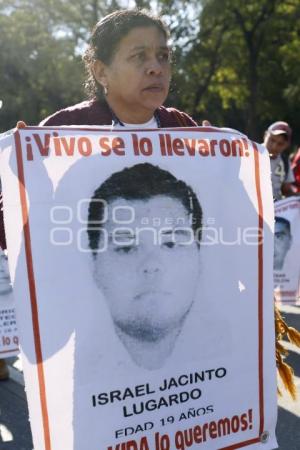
[158,52,170,62]
[130,52,145,62]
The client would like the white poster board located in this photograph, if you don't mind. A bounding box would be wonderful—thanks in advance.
[0,126,277,450]
[274,196,300,305]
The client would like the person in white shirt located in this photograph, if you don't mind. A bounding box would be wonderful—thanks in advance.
[263,121,297,201]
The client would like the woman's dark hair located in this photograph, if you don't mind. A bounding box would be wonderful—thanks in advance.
[87,163,203,255]
[83,9,169,99]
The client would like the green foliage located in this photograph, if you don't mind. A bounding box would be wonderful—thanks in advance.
[169,0,300,140]
[0,0,121,129]
[0,0,299,142]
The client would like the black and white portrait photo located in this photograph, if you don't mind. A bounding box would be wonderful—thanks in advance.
[87,163,202,370]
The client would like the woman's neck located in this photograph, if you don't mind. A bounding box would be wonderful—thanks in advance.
[106,98,156,124]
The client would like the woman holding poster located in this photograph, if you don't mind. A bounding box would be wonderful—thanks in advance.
[2,7,299,450]
[1,8,206,384]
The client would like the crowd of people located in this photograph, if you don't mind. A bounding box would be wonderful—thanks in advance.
[0,8,300,401]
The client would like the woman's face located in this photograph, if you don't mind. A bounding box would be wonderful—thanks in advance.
[99,26,171,122]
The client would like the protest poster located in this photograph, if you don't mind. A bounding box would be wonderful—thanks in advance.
[0,247,19,357]
[273,196,300,305]
[0,126,277,450]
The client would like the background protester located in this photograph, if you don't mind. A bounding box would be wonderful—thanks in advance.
[262,121,297,201]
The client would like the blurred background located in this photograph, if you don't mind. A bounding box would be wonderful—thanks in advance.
[0,0,299,142]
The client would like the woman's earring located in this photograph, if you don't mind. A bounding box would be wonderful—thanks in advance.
[103,84,108,96]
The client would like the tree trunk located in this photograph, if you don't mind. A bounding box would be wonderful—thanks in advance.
[246,47,259,140]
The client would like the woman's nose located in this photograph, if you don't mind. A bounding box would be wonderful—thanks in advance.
[146,57,163,75]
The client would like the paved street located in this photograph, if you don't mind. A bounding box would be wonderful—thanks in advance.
[0,305,299,450]
[0,369,32,450]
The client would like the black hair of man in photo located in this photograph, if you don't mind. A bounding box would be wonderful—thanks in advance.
[86,163,203,370]
[87,163,203,255]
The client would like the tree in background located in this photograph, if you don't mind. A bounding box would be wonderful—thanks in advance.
[170,0,300,141]
[0,0,122,130]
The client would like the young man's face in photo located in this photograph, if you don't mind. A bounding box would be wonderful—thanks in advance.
[274,220,292,271]
[93,195,201,342]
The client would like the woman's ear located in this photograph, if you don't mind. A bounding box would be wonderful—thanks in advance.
[92,60,108,92]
